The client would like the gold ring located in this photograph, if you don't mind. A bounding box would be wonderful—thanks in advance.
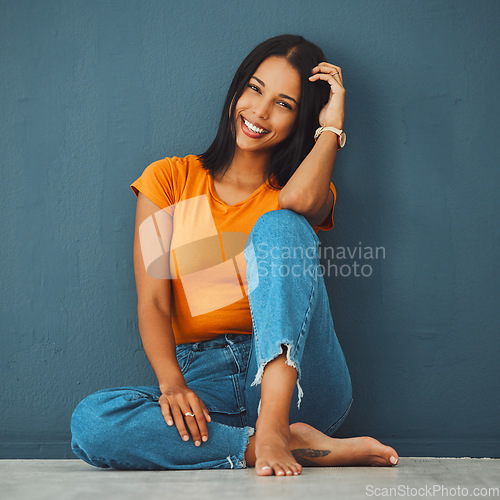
[184,411,195,417]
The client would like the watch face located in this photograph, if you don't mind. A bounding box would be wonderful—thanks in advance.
[339,132,346,148]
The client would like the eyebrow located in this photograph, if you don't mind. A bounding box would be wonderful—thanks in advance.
[250,76,298,105]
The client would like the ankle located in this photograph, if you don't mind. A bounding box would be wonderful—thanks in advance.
[244,436,256,467]
[256,414,290,432]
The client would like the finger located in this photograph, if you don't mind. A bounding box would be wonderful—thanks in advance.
[190,400,209,443]
[312,61,338,68]
[333,69,343,85]
[309,72,345,89]
[311,66,337,76]
[171,404,190,442]
[312,62,341,74]
[311,63,343,85]
[182,407,202,446]
[309,72,339,82]
[200,401,211,423]
[317,61,341,70]
[158,397,174,426]
[314,68,342,83]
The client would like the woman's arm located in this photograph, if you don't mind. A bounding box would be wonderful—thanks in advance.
[278,132,338,226]
[278,62,345,226]
[133,192,183,390]
[133,192,211,445]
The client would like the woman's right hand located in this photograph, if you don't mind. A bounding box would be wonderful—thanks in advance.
[159,382,211,446]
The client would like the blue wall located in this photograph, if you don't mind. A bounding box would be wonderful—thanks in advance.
[1,0,499,458]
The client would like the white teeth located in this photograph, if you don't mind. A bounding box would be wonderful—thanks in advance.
[243,118,269,134]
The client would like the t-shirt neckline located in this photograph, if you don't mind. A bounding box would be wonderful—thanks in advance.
[207,169,271,208]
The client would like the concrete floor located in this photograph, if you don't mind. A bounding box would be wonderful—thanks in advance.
[0,458,499,500]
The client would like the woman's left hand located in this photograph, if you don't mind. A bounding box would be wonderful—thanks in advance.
[309,62,345,130]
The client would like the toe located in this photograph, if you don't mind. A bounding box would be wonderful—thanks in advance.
[256,464,273,476]
[386,446,399,465]
[372,456,391,466]
[274,465,286,476]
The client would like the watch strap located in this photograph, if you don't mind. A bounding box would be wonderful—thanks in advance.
[314,126,344,147]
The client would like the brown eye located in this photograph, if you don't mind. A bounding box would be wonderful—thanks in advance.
[278,101,293,110]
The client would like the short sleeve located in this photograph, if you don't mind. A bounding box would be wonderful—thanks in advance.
[311,182,337,234]
[130,157,177,210]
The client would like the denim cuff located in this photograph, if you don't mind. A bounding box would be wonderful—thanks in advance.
[226,425,255,469]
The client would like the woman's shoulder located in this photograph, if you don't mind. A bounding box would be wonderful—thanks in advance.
[157,154,204,174]
[164,154,201,164]
[140,154,203,181]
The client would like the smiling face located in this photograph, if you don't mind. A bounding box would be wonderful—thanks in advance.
[233,56,301,158]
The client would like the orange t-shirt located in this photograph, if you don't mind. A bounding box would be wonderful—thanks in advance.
[130,154,336,344]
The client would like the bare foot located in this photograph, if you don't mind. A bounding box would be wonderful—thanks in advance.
[289,422,399,467]
[254,421,303,477]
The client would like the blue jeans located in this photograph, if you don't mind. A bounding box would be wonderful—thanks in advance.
[70,209,353,470]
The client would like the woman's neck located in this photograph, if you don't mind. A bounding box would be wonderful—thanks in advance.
[217,148,270,186]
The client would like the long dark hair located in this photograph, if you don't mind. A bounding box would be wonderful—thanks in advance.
[199,34,331,190]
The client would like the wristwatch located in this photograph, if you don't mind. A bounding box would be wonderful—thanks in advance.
[314,126,346,149]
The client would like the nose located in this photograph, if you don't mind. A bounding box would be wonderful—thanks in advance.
[254,98,271,120]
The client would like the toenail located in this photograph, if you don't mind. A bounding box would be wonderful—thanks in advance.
[390,456,398,464]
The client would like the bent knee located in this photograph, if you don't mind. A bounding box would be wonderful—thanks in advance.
[70,389,129,459]
[249,209,318,247]
[253,209,306,231]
